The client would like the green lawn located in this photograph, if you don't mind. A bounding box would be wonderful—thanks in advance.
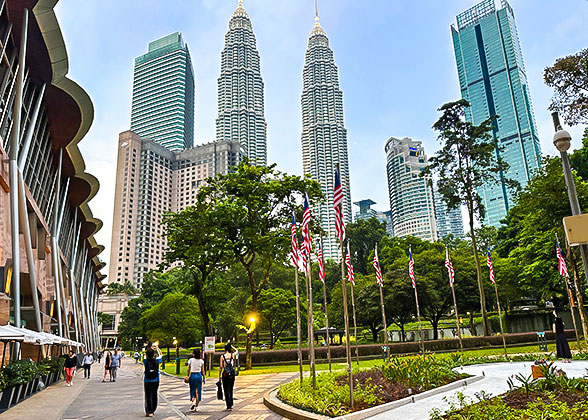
[160,341,585,377]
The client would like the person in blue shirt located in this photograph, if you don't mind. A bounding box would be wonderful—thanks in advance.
[143,345,162,417]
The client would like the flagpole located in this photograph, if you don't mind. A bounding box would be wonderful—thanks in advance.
[493,281,507,356]
[379,283,389,358]
[320,237,332,371]
[350,277,359,365]
[293,214,303,384]
[336,163,353,408]
[303,193,317,390]
[447,247,463,352]
[414,285,425,354]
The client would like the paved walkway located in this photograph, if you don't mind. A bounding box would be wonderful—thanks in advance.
[367,360,588,420]
[0,360,295,419]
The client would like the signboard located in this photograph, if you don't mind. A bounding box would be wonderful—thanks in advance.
[204,336,216,353]
[563,214,588,246]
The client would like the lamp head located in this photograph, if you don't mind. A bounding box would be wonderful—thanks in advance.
[249,317,256,323]
[553,129,572,152]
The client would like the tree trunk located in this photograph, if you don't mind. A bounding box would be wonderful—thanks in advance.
[400,324,406,342]
[468,207,489,336]
[569,249,588,343]
[193,270,213,336]
[370,326,379,342]
[431,318,439,340]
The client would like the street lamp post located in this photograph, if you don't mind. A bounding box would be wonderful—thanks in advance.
[552,112,588,289]
[173,337,180,375]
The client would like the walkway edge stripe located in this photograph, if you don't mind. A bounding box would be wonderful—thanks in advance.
[263,375,484,420]
[158,391,190,420]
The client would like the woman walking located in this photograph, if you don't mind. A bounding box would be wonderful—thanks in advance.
[103,351,112,382]
[143,345,162,417]
[219,343,238,411]
[187,348,205,411]
[63,350,77,386]
[553,311,572,363]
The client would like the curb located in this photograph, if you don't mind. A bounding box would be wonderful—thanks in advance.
[263,375,485,420]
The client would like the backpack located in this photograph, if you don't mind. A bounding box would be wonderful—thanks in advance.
[145,358,159,380]
[222,355,235,378]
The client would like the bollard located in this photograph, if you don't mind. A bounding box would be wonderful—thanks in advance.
[176,358,180,375]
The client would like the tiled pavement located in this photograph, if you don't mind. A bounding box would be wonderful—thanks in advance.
[158,369,297,419]
[0,360,295,419]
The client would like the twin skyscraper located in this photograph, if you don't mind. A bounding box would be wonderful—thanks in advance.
[110,1,351,287]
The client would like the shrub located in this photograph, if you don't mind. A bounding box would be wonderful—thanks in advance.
[3,360,40,386]
[381,354,465,391]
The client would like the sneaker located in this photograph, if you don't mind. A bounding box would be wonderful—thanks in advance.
[194,407,198,412]
[191,404,195,411]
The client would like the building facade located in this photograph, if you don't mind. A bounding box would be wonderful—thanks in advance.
[109,131,242,288]
[131,32,195,151]
[0,0,104,357]
[353,199,393,236]
[434,188,465,239]
[451,0,541,226]
[385,137,437,241]
[216,0,267,165]
[301,16,352,261]
[97,293,138,349]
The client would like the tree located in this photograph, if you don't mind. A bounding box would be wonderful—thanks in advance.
[141,292,203,348]
[197,160,322,369]
[97,312,112,328]
[249,288,297,349]
[570,128,588,182]
[346,218,387,275]
[544,48,588,126]
[423,99,515,336]
[105,280,138,296]
[163,201,229,336]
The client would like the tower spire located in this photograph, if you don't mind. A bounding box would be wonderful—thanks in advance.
[315,0,319,21]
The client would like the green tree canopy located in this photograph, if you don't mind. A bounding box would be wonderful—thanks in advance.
[347,218,387,275]
[105,280,138,296]
[247,288,297,349]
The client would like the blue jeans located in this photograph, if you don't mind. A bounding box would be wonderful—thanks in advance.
[189,372,203,402]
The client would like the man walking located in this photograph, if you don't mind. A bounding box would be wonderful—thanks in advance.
[82,351,94,379]
[110,348,122,382]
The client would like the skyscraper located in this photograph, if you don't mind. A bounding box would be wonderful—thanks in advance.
[451,0,541,226]
[434,188,464,239]
[131,32,195,151]
[301,15,352,261]
[385,137,437,241]
[216,0,267,166]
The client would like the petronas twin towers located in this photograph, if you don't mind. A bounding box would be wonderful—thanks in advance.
[217,1,352,260]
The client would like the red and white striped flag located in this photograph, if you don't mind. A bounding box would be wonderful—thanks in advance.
[556,240,569,278]
[445,247,455,287]
[301,194,312,275]
[487,249,495,284]
[345,242,355,286]
[291,215,299,268]
[408,247,416,288]
[373,244,383,286]
[334,169,345,241]
[317,239,325,283]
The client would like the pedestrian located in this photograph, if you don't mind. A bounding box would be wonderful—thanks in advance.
[82,351,94,379]
[63,350,77,387]
[97,351,102,364]
[110,348,122,382]
[553,310,572,363]
[102,351,112,382]
[187,348,205,411]
[143,344,162,417]
[219,343,238,411]
[134,351,140,364]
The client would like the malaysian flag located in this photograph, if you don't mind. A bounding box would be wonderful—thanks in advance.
[556,239,569,278]
[333,169,345,241]
[345,242,355,285]
[408,247,416,288]
[487,249,495,284]
[317,239,325,283]
[445,247,455,287]
[373,244,383,286]
[291,215,299,268]
[300,233,308,273]
[301,194,312,274]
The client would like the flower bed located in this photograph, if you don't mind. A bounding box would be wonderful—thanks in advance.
[431,361,588,419]
[277,354,468,417]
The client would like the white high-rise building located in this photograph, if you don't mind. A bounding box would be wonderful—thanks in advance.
[434,187,464,239]
[301,15,352,261]
[385,137,437,241]
[216,0,267,166]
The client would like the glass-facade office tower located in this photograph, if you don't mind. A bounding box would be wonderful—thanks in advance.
[131,32,195,151]
[385,137,437,241]
[434,188,464,239]
[301,16,352,261]
[216,0,267,166]
[451,0,541,226]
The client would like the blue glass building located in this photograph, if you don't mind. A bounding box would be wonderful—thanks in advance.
[451,0,541,226]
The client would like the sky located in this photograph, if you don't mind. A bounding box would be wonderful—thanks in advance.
[53,0,588,274]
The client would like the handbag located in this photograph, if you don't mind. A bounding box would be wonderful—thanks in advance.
[216,380,223,400]
[184,375,190,383]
